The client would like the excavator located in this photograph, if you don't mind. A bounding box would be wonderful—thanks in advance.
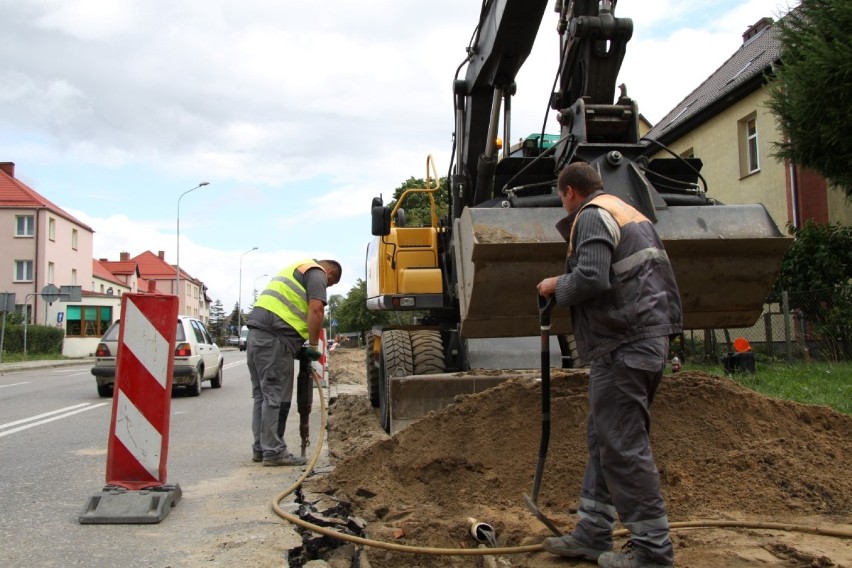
[365,0,791,433]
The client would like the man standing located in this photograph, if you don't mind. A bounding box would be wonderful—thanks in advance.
[537,163,682,568]
[246,258,342,466]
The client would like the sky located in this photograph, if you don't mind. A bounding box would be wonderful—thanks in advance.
[1,0,793,311]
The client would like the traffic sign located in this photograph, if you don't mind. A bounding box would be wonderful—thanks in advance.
[41,284,60,303]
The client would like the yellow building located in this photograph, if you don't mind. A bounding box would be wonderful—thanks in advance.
[646,17,851,230]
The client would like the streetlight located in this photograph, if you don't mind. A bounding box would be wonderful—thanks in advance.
[176,181,210,314]
[237,247,258,332]
[253,273,269,297]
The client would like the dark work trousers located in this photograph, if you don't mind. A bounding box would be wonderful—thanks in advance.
[571,335,674,565]
[247,328,295,459]
[278,350,315,438]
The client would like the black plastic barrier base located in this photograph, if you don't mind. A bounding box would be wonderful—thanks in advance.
[78,483,182,524]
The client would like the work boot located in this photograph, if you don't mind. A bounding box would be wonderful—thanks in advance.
[252,451,263,462]
[542,534,609,561]
[597,543,673,568]
[262,453,307,467]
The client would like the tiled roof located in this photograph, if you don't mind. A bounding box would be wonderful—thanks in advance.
[132,250,177,279]
[0,166,94,231]
[646,21,781,143]
[92,259,127,287]
[99,260,138,276]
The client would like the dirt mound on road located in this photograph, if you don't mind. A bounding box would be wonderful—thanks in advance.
[315,348,852,567]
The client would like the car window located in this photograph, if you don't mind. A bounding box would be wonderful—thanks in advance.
[176,321,186,342]
[198,321,213,344]
[103,321,121,340]
[190,320,206,344]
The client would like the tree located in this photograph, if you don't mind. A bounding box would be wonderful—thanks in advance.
[333,279,390,335]
[388,176,450,227]
[771,220,852,359]
[767,0,852,197]
[208,299,227,340]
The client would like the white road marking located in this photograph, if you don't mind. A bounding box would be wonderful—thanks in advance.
[0,382,29,389]
[0,403,108,438]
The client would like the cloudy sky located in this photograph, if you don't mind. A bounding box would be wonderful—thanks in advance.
[1,0,792,311]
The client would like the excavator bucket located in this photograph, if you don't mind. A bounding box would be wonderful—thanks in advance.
[455,203,791,338]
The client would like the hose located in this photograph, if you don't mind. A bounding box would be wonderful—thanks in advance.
[271,371,852,557]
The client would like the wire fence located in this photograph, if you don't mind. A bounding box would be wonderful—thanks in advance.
[678,285,852,365]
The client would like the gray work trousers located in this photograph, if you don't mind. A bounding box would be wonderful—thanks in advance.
[247,328,295,459]
[571,335,674,565]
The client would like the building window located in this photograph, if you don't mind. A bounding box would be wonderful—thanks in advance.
[16,215,34,237]
[738,114,760,176]
[71,269,77,285]
[48,262,55,284]
[66,305,112,337]
[15,260,33,282]
[71,228,78,250]
[49,218,56,241]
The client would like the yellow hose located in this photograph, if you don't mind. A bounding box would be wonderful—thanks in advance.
[271,371,852,556]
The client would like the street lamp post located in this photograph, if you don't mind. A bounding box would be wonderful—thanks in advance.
[237,247,258,332]
[176,181,210,314]
[253,273,269,299]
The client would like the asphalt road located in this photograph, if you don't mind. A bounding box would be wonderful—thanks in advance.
[0,350,330,567]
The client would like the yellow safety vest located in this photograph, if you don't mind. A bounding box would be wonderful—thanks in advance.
[254,260,325,339]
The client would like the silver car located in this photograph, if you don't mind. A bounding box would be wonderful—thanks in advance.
[91,315,224,398]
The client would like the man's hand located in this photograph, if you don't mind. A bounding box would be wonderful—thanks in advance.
[305,344,322,361]
[537,276,558,298]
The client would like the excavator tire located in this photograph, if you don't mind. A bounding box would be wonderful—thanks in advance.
[365,331,381,407]
[379,329,413,432]
[410,330,445,375]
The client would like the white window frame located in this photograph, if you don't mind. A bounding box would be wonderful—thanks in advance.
[71,228,78,250]
[48,262,55,284]
[49,217,56,241]
[16,215,34,237]
[15,260,34,282]
[746,118,759,174]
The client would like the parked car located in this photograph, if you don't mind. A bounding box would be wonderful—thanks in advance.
[239,326,249,351]
[91,315,224,398]
[226,335,239,347]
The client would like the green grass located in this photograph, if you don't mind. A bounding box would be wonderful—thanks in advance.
[0,352,68,363]
[684,361,852,414]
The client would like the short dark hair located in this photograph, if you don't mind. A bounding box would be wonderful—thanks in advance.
[319,259,342,281]
[557,162,603,197]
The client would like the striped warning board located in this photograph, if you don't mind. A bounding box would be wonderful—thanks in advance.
[106,294,178,490]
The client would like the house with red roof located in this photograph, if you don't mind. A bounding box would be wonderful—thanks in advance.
[1,162,212,356]
[0,161,113,356]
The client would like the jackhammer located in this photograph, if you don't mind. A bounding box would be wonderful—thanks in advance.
[296,350,316,457]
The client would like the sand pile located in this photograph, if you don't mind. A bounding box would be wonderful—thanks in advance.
[311,351,852,567]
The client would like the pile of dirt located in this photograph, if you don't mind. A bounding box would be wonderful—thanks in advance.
[314,348,852,567]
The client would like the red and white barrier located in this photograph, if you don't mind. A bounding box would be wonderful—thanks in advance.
[106,294,178,490]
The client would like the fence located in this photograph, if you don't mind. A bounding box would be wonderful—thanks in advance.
[680,286,852,364]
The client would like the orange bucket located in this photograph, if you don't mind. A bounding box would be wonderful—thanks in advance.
[733,337,752,353]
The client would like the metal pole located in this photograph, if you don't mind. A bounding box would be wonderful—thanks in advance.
[783,290,792,364]
[176,182,209,314]
[237,247,258,332]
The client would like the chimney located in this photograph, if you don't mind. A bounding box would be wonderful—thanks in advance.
[0,162,14,178]
[158,251,165,260]
[120,252,130,261]
[743,17,773,43]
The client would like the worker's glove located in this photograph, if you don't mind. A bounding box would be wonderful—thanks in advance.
[305,343,322,361]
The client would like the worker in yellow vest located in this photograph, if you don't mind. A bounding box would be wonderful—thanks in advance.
[246,258,342,466]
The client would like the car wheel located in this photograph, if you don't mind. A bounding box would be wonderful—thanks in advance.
[211,364,223,388]
[187,368,203,397]
[97,384,113,398]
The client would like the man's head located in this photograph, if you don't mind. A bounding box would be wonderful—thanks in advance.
[557,162,603,213]
[318,259,342,286]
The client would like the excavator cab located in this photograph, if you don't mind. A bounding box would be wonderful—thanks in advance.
[366,156,445,314]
